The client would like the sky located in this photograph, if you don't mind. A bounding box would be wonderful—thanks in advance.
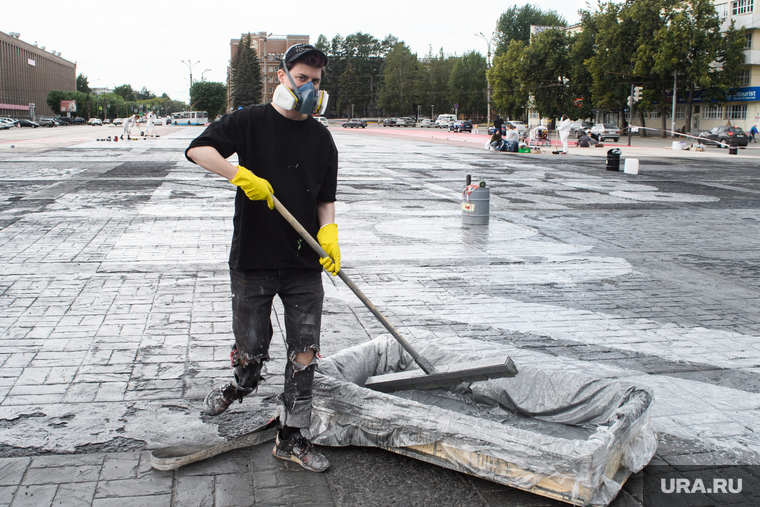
[3,0,584,104]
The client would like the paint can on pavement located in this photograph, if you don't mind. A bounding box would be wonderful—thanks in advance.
[462,180,489,225]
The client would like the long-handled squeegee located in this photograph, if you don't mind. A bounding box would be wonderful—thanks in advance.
[273,196,518,393]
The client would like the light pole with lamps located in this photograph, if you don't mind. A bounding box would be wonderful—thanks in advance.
[201,69,211,82]
[475,32,495,131]
[182,59,200,104]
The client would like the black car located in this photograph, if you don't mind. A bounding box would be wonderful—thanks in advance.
[448,120,472,133]
[698,126,748,147]
[54,117,72,125]
[342,119,367,128]
[381,118,396,127]
[17,119,40,128]
[71,117,86,125]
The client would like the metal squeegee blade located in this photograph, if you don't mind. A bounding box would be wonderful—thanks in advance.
[364,356,518,393]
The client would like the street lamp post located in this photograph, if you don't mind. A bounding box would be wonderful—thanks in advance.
[431,105,434,121]
[201,69,211,82]
[475,32,495,130]
[182,59,200,104]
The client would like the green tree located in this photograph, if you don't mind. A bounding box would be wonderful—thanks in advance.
[190,81,227,120]
[45,90,88,118]
[585,2,640,123]
[488,41,529,120]
[568,14,597,120]
[418,47,457,119]
[448,51,487,120]
[377,43,419,116]
[230,33,262,109]
[521,29,573,120]
[337,64,361,117]
[495,4,566,55]
[114,84,136,102]
[76,74,90,94]
[135,87,155,100]
[653,0,744,131]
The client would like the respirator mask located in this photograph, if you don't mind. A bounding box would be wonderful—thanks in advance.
[272,65,329,116]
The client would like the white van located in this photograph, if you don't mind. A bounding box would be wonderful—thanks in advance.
[435,114,457,128]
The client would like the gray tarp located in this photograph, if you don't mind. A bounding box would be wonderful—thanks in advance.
[301,335,657,506]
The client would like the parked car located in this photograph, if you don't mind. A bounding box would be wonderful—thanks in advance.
[382,118,397,127]
[697,126,748,147]
[314,116,329,127]
[448,120,473,133]
[88,118,103,126]
[396,117,415,127]
[103,119,113,124]
[342,119,367,128]
[569,120,595,138]
[0,120,11,130]
[113,118,124,126]
[435,114,457,128]
[16,119,40,128]
[71,117,86,125]
[54,117,72,125]
[590,123,621,142]
[419,119,436,128]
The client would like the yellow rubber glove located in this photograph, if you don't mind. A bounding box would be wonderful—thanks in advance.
[229,165,274,209]
[316,223,341,275]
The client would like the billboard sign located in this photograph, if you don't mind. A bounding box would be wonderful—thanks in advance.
[60,100,77,113]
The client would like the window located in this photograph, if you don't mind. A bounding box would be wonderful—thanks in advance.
[726,104,747,119]
[646,108,660,119]
[268,87,273,94]
[738,69,750,85]
[529,110,539,119]
[675,105,685,119]
[703,105,723,119]
[733,0,753,14]
[717,2,730,18]
[746,33,753,49]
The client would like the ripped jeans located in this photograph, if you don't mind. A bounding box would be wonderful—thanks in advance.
[229,268,324,428]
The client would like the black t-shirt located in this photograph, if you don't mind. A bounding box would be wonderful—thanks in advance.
[185,104,338,271]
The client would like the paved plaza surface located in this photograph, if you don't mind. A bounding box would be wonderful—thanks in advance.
[0,125,759,506]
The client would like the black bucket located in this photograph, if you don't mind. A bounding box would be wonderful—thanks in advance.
[606,148,622,171]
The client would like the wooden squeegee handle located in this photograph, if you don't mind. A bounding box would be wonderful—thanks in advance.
[272,195,435,374]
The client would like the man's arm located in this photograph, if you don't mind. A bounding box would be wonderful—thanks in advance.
[317,201,335,227]
[186,146,238,180]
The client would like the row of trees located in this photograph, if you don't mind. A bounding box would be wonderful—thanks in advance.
[489,0,746,133]
[294,1,744,127]
[313,33,487,119]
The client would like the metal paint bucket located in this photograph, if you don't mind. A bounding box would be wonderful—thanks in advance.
[462,183,490,225]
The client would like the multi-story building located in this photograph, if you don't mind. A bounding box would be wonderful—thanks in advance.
[0,31,76,119]
[227,33,309,112]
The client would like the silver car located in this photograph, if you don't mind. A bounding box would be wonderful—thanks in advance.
[590,123,621,142]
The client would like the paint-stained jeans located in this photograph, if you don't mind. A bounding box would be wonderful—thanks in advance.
[229,268,323,428]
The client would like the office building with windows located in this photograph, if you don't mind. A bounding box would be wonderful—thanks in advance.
[227,33,309,112]
[0,30,76,119]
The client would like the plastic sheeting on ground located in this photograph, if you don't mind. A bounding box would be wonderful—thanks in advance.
[306,335,657,507]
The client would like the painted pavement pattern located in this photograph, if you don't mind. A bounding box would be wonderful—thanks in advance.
[0,128,758,505]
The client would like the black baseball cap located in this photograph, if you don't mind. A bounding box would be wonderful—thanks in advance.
[280,43,328,68]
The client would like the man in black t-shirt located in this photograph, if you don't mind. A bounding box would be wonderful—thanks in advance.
[185,44,338,473]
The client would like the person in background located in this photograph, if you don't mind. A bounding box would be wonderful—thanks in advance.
[504,123,520,152]
[121,114,137,140]
[750,124,757,143]
[493,115,504,136]
[145,111,156,138]
[557,115,572,154]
